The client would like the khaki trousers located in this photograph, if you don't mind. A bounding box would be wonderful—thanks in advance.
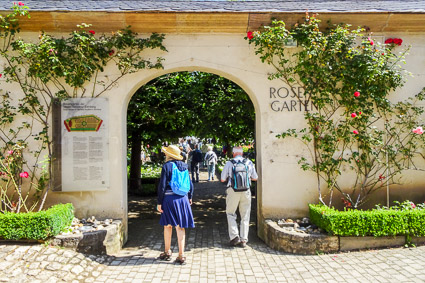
[226,188,251,242]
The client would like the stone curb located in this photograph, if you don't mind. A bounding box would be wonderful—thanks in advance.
[263,219,425,254]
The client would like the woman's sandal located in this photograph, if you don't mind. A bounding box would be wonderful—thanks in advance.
[175,255,186,265]
[158,251,172,261]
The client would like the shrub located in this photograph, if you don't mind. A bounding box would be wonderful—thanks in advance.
[309,204,425,237]
[140,163,162,178]
[0,203,74,240]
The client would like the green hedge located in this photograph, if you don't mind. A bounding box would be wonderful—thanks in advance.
[0,203,74,240]
[309,204,425,237]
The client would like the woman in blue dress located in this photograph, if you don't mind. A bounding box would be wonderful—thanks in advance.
[157,145,194,264]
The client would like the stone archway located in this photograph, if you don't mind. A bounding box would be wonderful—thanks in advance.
[119,64,263,241]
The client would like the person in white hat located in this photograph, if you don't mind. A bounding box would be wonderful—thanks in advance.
[157,145,194,264]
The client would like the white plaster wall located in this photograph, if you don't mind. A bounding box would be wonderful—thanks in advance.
[1,32,425,239]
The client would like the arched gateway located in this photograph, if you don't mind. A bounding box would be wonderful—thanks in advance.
[1,1,425,245]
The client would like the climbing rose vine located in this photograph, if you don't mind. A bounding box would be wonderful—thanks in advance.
[0,4,167,212]
[246,13,425,208]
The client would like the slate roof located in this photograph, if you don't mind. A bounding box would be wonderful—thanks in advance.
[0,1,424,13]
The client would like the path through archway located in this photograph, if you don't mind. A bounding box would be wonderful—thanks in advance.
[121,169,259,256]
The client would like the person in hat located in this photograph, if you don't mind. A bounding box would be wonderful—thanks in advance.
[157,145,194,264]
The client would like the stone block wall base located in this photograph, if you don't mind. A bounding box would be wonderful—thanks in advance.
[263,220,339,255]
[263,219,425,254]
[339,236,405,251]
[411,236,425,246]
[50,220,123,255]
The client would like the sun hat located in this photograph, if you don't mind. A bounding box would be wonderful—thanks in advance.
[161,145,183,160]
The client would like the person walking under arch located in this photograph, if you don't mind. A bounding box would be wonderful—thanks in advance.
[221,146,258,248]
[189,144,202,183]
[204,146,217,181]
[157,145,194,264]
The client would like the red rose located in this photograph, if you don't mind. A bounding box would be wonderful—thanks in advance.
[394,38,403,46]
[247,31,254,40]
[19,171,29,178]
[354,91,360,97]
[0,74,2,78]
[89,30,95,35]
[351,113,357,118]
[18,2,24,6]
[358,111,362,115]
[353,130,359,135]
[384,38,394,44]
[108,50,115,56]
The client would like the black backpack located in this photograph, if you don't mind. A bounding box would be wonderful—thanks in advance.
[230,159,250,191]
[192,150,203,163]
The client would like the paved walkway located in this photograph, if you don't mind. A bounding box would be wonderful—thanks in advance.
[1,170,425,282]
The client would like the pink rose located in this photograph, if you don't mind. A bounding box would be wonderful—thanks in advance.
[0,74,2,78]
[353,130,359,135]
[412,127,424,135]
[19,172,29,178]
[18,2,24,6]
[411,203,416,209]
[368,37,374,45]
[351,113,357,118]
[354,91,360,97]
[89,30,95,35]
[247,31,254,40]
[7,150,13,155]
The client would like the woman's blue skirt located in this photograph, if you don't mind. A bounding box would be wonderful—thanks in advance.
[160,194,195,228]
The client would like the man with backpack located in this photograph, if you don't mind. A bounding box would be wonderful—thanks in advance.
[189,144,203,183]
[220,146,258,248]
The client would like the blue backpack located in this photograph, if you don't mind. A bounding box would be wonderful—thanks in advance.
[169,162,191,196]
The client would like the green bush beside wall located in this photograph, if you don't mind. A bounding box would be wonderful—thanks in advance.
[0,203,74,240]
[309,204,425,237]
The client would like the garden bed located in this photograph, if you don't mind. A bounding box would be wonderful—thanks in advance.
[263,202,425,254]
[50,218,123,255]
[263,219,425,254]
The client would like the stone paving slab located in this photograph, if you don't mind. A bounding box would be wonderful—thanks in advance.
[1,242,425,282]
[1,170,425,282]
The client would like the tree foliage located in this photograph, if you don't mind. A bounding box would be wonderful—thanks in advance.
[127,71,255,149]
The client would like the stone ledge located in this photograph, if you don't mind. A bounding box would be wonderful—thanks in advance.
[263,219,339,255]
[263,219,425,254]
[340,236,405,251]
[50,220,123,255]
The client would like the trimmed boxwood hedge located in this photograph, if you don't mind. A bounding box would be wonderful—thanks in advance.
[0,203,74,240]
[309,204,425,237]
